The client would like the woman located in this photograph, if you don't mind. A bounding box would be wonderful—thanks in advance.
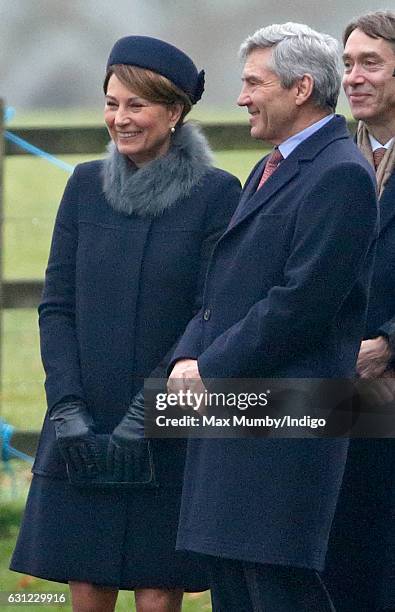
[11,36,241,612]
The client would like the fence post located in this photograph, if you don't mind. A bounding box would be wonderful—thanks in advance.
[0,99,4,416]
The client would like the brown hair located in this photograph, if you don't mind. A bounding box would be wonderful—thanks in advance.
[343,10,395,53]
[103,64,192,125]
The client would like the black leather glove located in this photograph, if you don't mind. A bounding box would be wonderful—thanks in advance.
[107,390,153,483]
[50,398,100,478]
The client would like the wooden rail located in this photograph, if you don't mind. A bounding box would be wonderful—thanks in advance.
[6,123,264,154]
[3,280,43,309]
[5,121,358,156]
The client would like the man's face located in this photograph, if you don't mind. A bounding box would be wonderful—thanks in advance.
[237,47,298,145]
[343,28,395,127]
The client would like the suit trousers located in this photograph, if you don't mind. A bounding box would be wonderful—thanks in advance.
[209,558,336,612]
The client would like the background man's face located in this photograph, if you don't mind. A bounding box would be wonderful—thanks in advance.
[237,47,298,145]
[343,28,395,126]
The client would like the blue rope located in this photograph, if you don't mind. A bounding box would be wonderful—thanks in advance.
[4,131,75,173]
[0,419,34,465]
[4,106,16,122]
[1,419,14,462]
[0,107,62,475]
[4,105,74,173]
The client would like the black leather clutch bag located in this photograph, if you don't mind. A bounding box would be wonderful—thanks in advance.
[66,434,157,489]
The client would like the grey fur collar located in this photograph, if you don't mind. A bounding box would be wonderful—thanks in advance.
[102,122,214,217]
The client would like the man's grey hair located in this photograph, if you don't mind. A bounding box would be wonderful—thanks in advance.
[239,22,341,111]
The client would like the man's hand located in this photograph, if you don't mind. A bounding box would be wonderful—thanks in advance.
[168,359,201,392]
[355,337,395,408]
[167,359,206,412]
[357,377,395,409]
[357,336,392,378]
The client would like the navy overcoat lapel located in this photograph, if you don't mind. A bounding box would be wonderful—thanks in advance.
[227,157,300,230]
[226,115,350,235]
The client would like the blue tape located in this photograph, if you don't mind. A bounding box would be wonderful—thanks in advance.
[0,419,14,461]
[1,107,68,471]
[4,106,74,172]
[7,446,34,464]
[5,131,75,173]
[4,106,74,173]
[4,106,16,123]
[0,419,34,465]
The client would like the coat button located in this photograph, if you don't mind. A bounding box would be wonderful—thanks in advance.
[203,308,211,321]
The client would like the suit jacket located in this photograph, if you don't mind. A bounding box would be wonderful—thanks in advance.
[325,155,395,610]
[171,115,378,569]
[366,167,395,337]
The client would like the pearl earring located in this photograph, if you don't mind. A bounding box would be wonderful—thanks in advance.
[170,127,176,133]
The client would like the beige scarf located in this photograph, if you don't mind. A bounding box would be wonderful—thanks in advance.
[356,121,395,198]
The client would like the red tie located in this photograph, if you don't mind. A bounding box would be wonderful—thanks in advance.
[373,147,387,171]
[257,148,283,189]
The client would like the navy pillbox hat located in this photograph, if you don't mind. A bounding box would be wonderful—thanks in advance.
[106,35,205,104]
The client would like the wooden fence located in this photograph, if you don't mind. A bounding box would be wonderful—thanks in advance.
[0,103,357,454]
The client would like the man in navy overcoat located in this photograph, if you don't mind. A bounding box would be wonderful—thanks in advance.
[168,23,378,611]
[325,11,395,611]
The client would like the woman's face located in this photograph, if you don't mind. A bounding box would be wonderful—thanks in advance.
[104,74,182,166]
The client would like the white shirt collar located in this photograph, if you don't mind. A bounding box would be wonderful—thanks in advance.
[368,133,394,151]
[278,114,335,159]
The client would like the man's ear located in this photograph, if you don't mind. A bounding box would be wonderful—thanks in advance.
[295,74,314,106]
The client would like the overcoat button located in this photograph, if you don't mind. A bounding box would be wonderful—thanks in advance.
[203,308,211,321]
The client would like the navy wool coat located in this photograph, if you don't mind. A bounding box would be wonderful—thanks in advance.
[33,155,241,482]
[171,115,378,570]
[325,167,395,610]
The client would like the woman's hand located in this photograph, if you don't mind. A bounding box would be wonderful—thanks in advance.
[50,398,100,478]
[107,391,154,484]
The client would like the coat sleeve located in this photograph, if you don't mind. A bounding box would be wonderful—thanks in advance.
[39,166,86,411]
[378,317,395,367]
[377,317,395,339]
[193,172,242,314]
[165,171,242,373]
[196,162,378,379]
